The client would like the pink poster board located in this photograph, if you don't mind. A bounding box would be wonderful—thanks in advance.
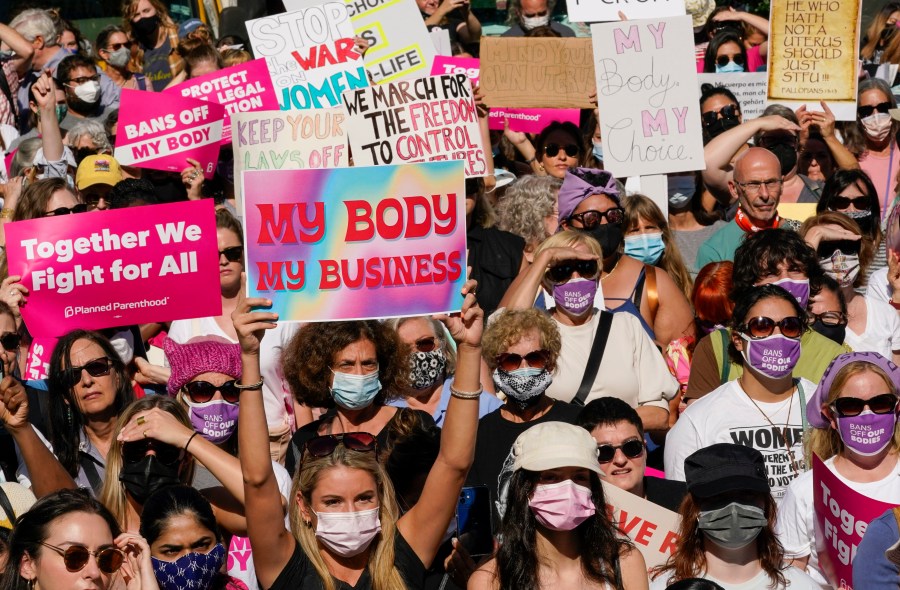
[431,56,480,87]
[5,201,222,337]
[487,107,581,134]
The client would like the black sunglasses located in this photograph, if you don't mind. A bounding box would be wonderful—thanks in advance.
[858,102,892,118]
[715,54,746,68]
[701,104,741,129]
[44,203,88,217]
[183,379,240,404]
[495,349,551,372]
[597,439,644,463]
[832,393,898,418]
[64,357,112,387]
[546,259,599,284]
[568,207,625,229]
[817,239,861,259]
[219,246,243,262]
[122,438,185,466]
[303,432,378,461]
[0,332,20,351]
[543,143,580,158]
[106,41,132,51]
[740,316,804,339]
[828,195,872,211]
[39,542,124,574]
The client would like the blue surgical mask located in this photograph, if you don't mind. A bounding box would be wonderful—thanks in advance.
[716,60,744,74]
[624,232,665,264]
[151,543,225,590]
[592,141,603,163]
[329,369,382,410]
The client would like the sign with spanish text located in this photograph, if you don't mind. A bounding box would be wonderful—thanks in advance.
[697,72,768,120]
[480,38,596,109]
[591,16,705,177]
[5,201,221,337]
[566,0,685,23]
[488,108,581,134]
[767,0,861,120]
[165,58,279,144]
[114,89,224,178]
[247,3,369,111]
[241,162,466,322]
[343,74,487,177]
[602,482,681,570]
[431,55,480,87]
[813,454,898,589]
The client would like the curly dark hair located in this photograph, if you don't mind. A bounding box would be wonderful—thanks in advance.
[496,469,629,589]
[731,228,823,298]
[282,321,409,408]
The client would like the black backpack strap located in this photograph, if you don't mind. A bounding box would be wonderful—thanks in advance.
[79,452,103,494]
[572,312,614,407]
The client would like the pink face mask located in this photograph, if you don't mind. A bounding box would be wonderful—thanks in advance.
[528,480,596,531]
[314,507,382,557]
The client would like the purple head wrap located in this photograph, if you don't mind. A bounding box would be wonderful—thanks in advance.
[807,351,900,428]
[557,168,620,223]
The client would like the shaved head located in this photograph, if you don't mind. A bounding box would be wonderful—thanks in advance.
[730,147,783,225]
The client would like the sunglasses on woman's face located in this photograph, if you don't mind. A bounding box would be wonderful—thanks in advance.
[44,203,88,217]
[831,393,898,417]
[597,439,644,463]
[715,53,746,68]
[412,336,439,353]
[64,357,112,387]
[740,316,804,339]
[543,143,580,158]
[495,349,551,372]
[38,542,124,574]
[567,207,625,229]
[303,432,378,461]
[218,246,243,262]
[858,101,892,118]
[546,259,599,284]
[817,239,861,259]
[106,41,132,52]
[829,195,872,211]
[183,379,240,403]
[0,332,20,351]
[701,104,740,129]
[807,311,847,327]
[122,438,185,466]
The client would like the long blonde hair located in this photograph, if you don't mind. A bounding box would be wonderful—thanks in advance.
[288,446,407,590]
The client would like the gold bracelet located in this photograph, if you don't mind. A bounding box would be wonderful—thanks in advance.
[450,385,483,400]
[235,377,264,390]
[0,208,14,220]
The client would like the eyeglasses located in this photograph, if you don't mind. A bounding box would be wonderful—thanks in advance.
[858,102,892,118]
[701,104,740,128]
[543,143,580,158]
[817,239,861,259]
[568,207,625,228]
[64,357,112,387]
[715,54,746,68]
[38,542,124,575]
[44,203,88,217]
[597,439,644,463]
[219,246,243,262]
[413,336,440,353]
[807,311,848,326]
[183,380,240,404]
[545,259,599,284]
[735,179,782,196]
[0,332,20,351]
[66,75,100,86]
[832,393,899,417]
[83,194,107,210]
[122,438,185,466]
[740,316,804,339]
[106,41,132,51]
[303,432,378,461]
[829,195,872,211]
[495,349,551,372]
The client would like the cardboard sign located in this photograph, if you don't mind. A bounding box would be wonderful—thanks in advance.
[5,201,221,337]
[602,482,681,569]
[767,0,861,120]
[431,55,480,87]
[241,162,466,322]
[488,108,581,134]
[566,0,685,23]
[480,38,596,109]
[343,74,487,177]
[591,16,705,177]
[697,72,768,120]
[114,89,224,178]
[247,3,369,111]
[813,455,898,589]
[165,59,279,144]
[231,108,349,209]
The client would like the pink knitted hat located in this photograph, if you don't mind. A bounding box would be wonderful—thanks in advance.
[164,337,242,396]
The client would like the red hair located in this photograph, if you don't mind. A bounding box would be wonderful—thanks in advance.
[692,261,734,325]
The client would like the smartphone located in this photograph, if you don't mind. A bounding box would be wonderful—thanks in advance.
[456,485,493,558]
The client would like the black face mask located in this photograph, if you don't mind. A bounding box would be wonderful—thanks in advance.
[132,15,160,39]
[882,26,898,43]
[810,319,846,345]
[765,143,798,176]
[73,147,97,165]
[578,223,623,258]
[704,117,741,142]
[119,455,181,505]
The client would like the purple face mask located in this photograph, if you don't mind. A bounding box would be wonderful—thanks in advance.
[188,400,239,444]
[553,278,596,317]
[835,410,897,456]
[771,278,810,309]
[740,333,801,379]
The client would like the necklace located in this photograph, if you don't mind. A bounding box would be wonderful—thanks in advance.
[600,254,621,281]
[740,379,801,476]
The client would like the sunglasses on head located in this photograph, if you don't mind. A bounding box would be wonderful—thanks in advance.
[64,357,112,387]
[39,542,124,575]
[413,336,440,353]
[219,246,243,262]
[701,104,741,128]
[740,316,804,339]
[546,259,599,284]
[597,439,644,463]
[495,349,551,372]
[183,380,240,404]
[303,432,378,461]
[831,393,898,417]
[543,143,580,158]
[817,239,861,259]
[122,438,185,466]
[829,195,871,211]
[0,332,20,351]
[715,54,746,68]
[858,102,892,118]
[44,203,88,217]
[568,207,625,229]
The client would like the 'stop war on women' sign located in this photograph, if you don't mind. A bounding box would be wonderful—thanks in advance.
[591,16,705,178]
[5,200,221,337]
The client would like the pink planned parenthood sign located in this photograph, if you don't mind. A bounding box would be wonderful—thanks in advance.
[5,200,222,337]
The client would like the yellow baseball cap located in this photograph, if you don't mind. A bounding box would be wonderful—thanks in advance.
[75,155,122,190]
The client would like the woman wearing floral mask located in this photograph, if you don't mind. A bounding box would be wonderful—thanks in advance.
[777,352,900,585]
[469,421,647,589]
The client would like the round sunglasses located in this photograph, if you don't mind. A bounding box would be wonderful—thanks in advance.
[715,53,746,68]
[122,438,185,466]
[38,542,124,574]
[831,393,898,418]
[219,246,243,262]
[597,439,644,463]
[495,349,551,372]
[568,208,625,229]
[183,379,240,404]
[739,316,804,339]
[546,259,599,284]
[303,432,377,461]
[63,357,112,387]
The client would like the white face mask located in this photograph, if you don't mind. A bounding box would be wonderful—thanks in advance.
[521,13,550,29]
[72,80,101,104]
[314,507,382,557]
[861,112,892,142]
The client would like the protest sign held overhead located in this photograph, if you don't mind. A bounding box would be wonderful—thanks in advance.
[431,56,480,87]
[480,38,595,109]
[5,201,221,338]
[488,108,581,134]
[591,16,705,178]
[114,89,224,178]
[165,58,279,144]
[241,162,467,322]
[566,0,684,23]
[247,3,368,111]
[697,72,768,120]
[343,73,487,177]
[767,0,861,120]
